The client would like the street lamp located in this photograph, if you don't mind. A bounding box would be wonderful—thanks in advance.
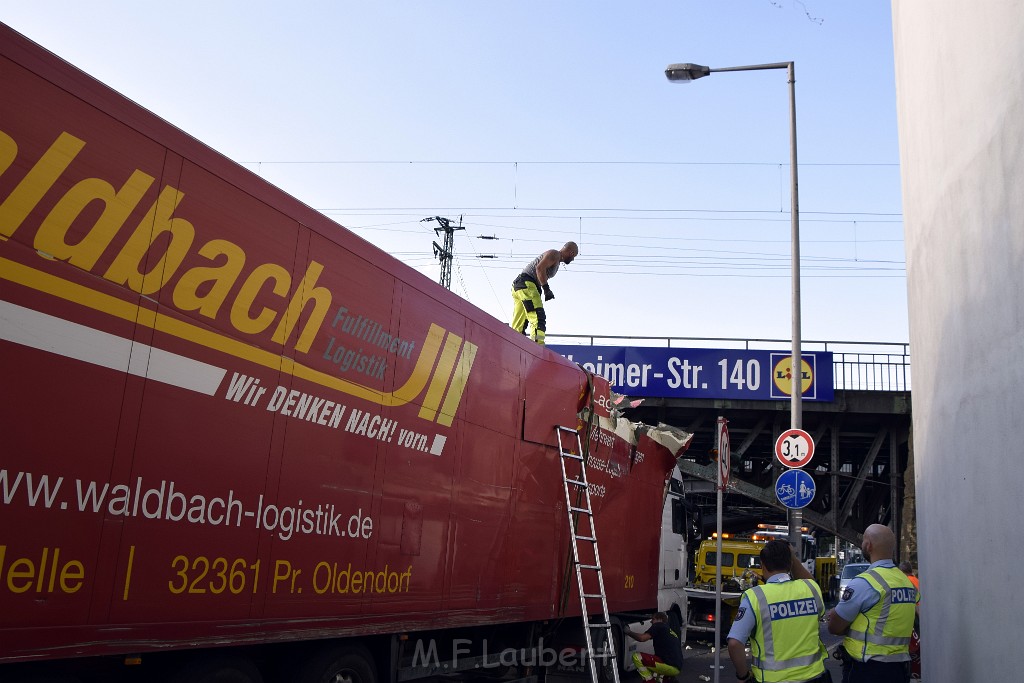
[665,62,804,543]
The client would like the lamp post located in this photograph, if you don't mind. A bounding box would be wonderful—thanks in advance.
[665,62,804,547]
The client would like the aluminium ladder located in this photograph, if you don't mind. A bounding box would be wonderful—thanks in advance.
[556,425,620,683]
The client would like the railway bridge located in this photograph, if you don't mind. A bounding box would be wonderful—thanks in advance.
[549,335,913,551]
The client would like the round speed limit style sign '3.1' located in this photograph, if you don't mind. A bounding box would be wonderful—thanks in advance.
[775,428,815,468]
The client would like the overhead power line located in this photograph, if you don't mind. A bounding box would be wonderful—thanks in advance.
[322,206,902,217]
[242,159,899,167]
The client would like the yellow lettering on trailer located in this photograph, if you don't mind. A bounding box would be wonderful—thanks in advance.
[0,130,330,353]
[0,128,476,419]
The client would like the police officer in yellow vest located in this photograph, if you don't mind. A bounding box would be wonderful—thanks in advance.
[827,524,918,683]
[727,539,830,683]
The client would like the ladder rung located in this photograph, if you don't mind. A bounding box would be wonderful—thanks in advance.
[575,534,596,542]
[566,477,587,487]
[588,622,610,629]
[582,592,603,599]
[569,506,592,515]
[590,651,616,659]
[562,452,584,460]
[579,563,601,570]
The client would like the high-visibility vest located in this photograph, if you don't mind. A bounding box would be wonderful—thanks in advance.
[745,578,827,682]
[842,565,917,662]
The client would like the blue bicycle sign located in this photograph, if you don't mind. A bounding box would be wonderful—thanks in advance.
[775,469,815,509]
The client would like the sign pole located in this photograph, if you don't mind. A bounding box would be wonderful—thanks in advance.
[713,417,729,683]
[787,61,804,560]
[713,475,723,683]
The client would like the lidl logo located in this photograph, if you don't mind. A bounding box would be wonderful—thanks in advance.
[770,354,815,399]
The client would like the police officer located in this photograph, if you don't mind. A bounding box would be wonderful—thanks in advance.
[827,524,918,683]
[727,539,830,683]
[510,242,577,345]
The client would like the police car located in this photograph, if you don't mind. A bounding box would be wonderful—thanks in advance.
[837,562,870,599]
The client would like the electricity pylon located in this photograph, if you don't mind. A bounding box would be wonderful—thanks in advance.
[422,215,464,290]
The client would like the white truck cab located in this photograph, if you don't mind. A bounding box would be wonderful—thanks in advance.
[622,470,689,669]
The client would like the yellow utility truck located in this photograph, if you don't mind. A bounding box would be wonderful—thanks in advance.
[685,525,832,639]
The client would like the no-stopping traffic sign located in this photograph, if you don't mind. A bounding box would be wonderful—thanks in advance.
[717,416,730,489]
[775,428,815,468]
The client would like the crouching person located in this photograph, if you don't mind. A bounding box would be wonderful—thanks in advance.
[625,612,684,682]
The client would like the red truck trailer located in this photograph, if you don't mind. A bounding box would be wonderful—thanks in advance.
[0,22,690,683]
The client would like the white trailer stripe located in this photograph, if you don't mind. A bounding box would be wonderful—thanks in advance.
[0,300,227,395]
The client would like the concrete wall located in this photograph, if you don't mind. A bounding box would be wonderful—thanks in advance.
[892,1,1024,678]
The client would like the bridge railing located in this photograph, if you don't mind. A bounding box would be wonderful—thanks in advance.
[546,334,911,392]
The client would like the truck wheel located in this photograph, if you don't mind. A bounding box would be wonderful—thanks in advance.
[166,656,262,683]
[597,627,623,683]
[295,644,377,683]
[669,606,687,648]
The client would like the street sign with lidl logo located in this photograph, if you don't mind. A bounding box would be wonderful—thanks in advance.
[548,346,834,402]
[769,353,820,400]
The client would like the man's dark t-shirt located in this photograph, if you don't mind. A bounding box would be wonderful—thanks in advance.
[647,621,684,670]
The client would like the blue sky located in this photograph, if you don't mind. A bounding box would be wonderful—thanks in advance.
[3,1,906,346]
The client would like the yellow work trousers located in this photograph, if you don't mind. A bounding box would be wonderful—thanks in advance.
[510,280,546,344]
[631,652,680,682]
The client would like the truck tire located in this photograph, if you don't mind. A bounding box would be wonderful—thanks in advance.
[597,626,622,683]
[294,644,377,683]
[669,606,687,648]
[165,656,263,683]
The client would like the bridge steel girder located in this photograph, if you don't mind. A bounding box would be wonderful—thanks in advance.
[635,389,912,548]
[729,415,768,466]
[837,428,887,530]
[678,459,864,545]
